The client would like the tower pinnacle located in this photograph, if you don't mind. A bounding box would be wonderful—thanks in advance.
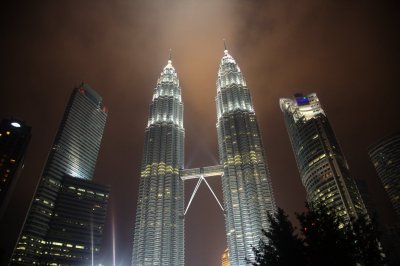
[223,39,228,54]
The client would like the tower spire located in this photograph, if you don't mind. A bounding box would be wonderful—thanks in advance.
[169,48,172,61]
[223,39,227,51]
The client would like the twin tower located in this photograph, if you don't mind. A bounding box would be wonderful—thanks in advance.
[132,49,276,266]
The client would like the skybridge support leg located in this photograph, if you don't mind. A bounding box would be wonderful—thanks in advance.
[184,174,224,216]
[184,177,203,215]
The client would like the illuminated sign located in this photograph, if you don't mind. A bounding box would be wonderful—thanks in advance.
[296,97,309,105]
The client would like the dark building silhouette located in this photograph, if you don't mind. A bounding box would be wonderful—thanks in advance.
[368,133,400,218]
[354,178,377,218]
[0,119,31,220]
[10,83,108,265]
[368,133,400,265]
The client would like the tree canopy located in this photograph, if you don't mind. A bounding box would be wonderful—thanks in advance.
[247,203,385,266]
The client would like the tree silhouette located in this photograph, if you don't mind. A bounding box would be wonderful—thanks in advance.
[248,203,386,266]
[296,203,355,266]
[347,214,386,266]
[247,208,305,266]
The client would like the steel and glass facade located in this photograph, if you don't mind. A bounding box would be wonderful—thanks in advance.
[132,58,184,266]
[368,133,400,217]
[280,93,365,221]
[41,175,110,265]
[216,49,276,265]
[11,83,108,265]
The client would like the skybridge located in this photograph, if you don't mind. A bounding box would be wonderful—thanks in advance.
[180,165,225,215]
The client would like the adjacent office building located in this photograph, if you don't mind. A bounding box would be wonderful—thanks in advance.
[280,93,365,221]
[41,175,110,265]
[368,133,400,217]
[216,48,276,265]
[11,83,108,265]
[0,119,31,220]
[132,57,185,266]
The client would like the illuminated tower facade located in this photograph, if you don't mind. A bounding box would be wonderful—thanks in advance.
[280,93,366,221]
[132,58,184,266]
[11,83,108,265]
[368,133,400,217]
[216,49,276,265]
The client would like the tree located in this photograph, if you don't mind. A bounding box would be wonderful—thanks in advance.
[249,203,385,266]
[296,202,355,266]
[347,214,386,266]
[247,208,305,266]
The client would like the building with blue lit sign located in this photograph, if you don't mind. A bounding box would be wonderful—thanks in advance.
[280,93,366,221]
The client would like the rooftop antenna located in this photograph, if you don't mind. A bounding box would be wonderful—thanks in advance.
[169,48,172,61]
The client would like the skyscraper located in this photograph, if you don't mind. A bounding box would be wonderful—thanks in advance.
[216,48,276,265]
[280,93,365,221]
[132,57,185,266]
[41,175,110,265]
[368,132,400,217]
[0,118,31,220]
[11,83,108,265]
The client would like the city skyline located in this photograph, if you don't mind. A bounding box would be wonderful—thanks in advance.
[0,1,399,265]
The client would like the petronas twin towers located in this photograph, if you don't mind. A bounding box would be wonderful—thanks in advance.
[132,48,276,266]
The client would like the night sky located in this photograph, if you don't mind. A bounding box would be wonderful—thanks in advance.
[0,1,399,265]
